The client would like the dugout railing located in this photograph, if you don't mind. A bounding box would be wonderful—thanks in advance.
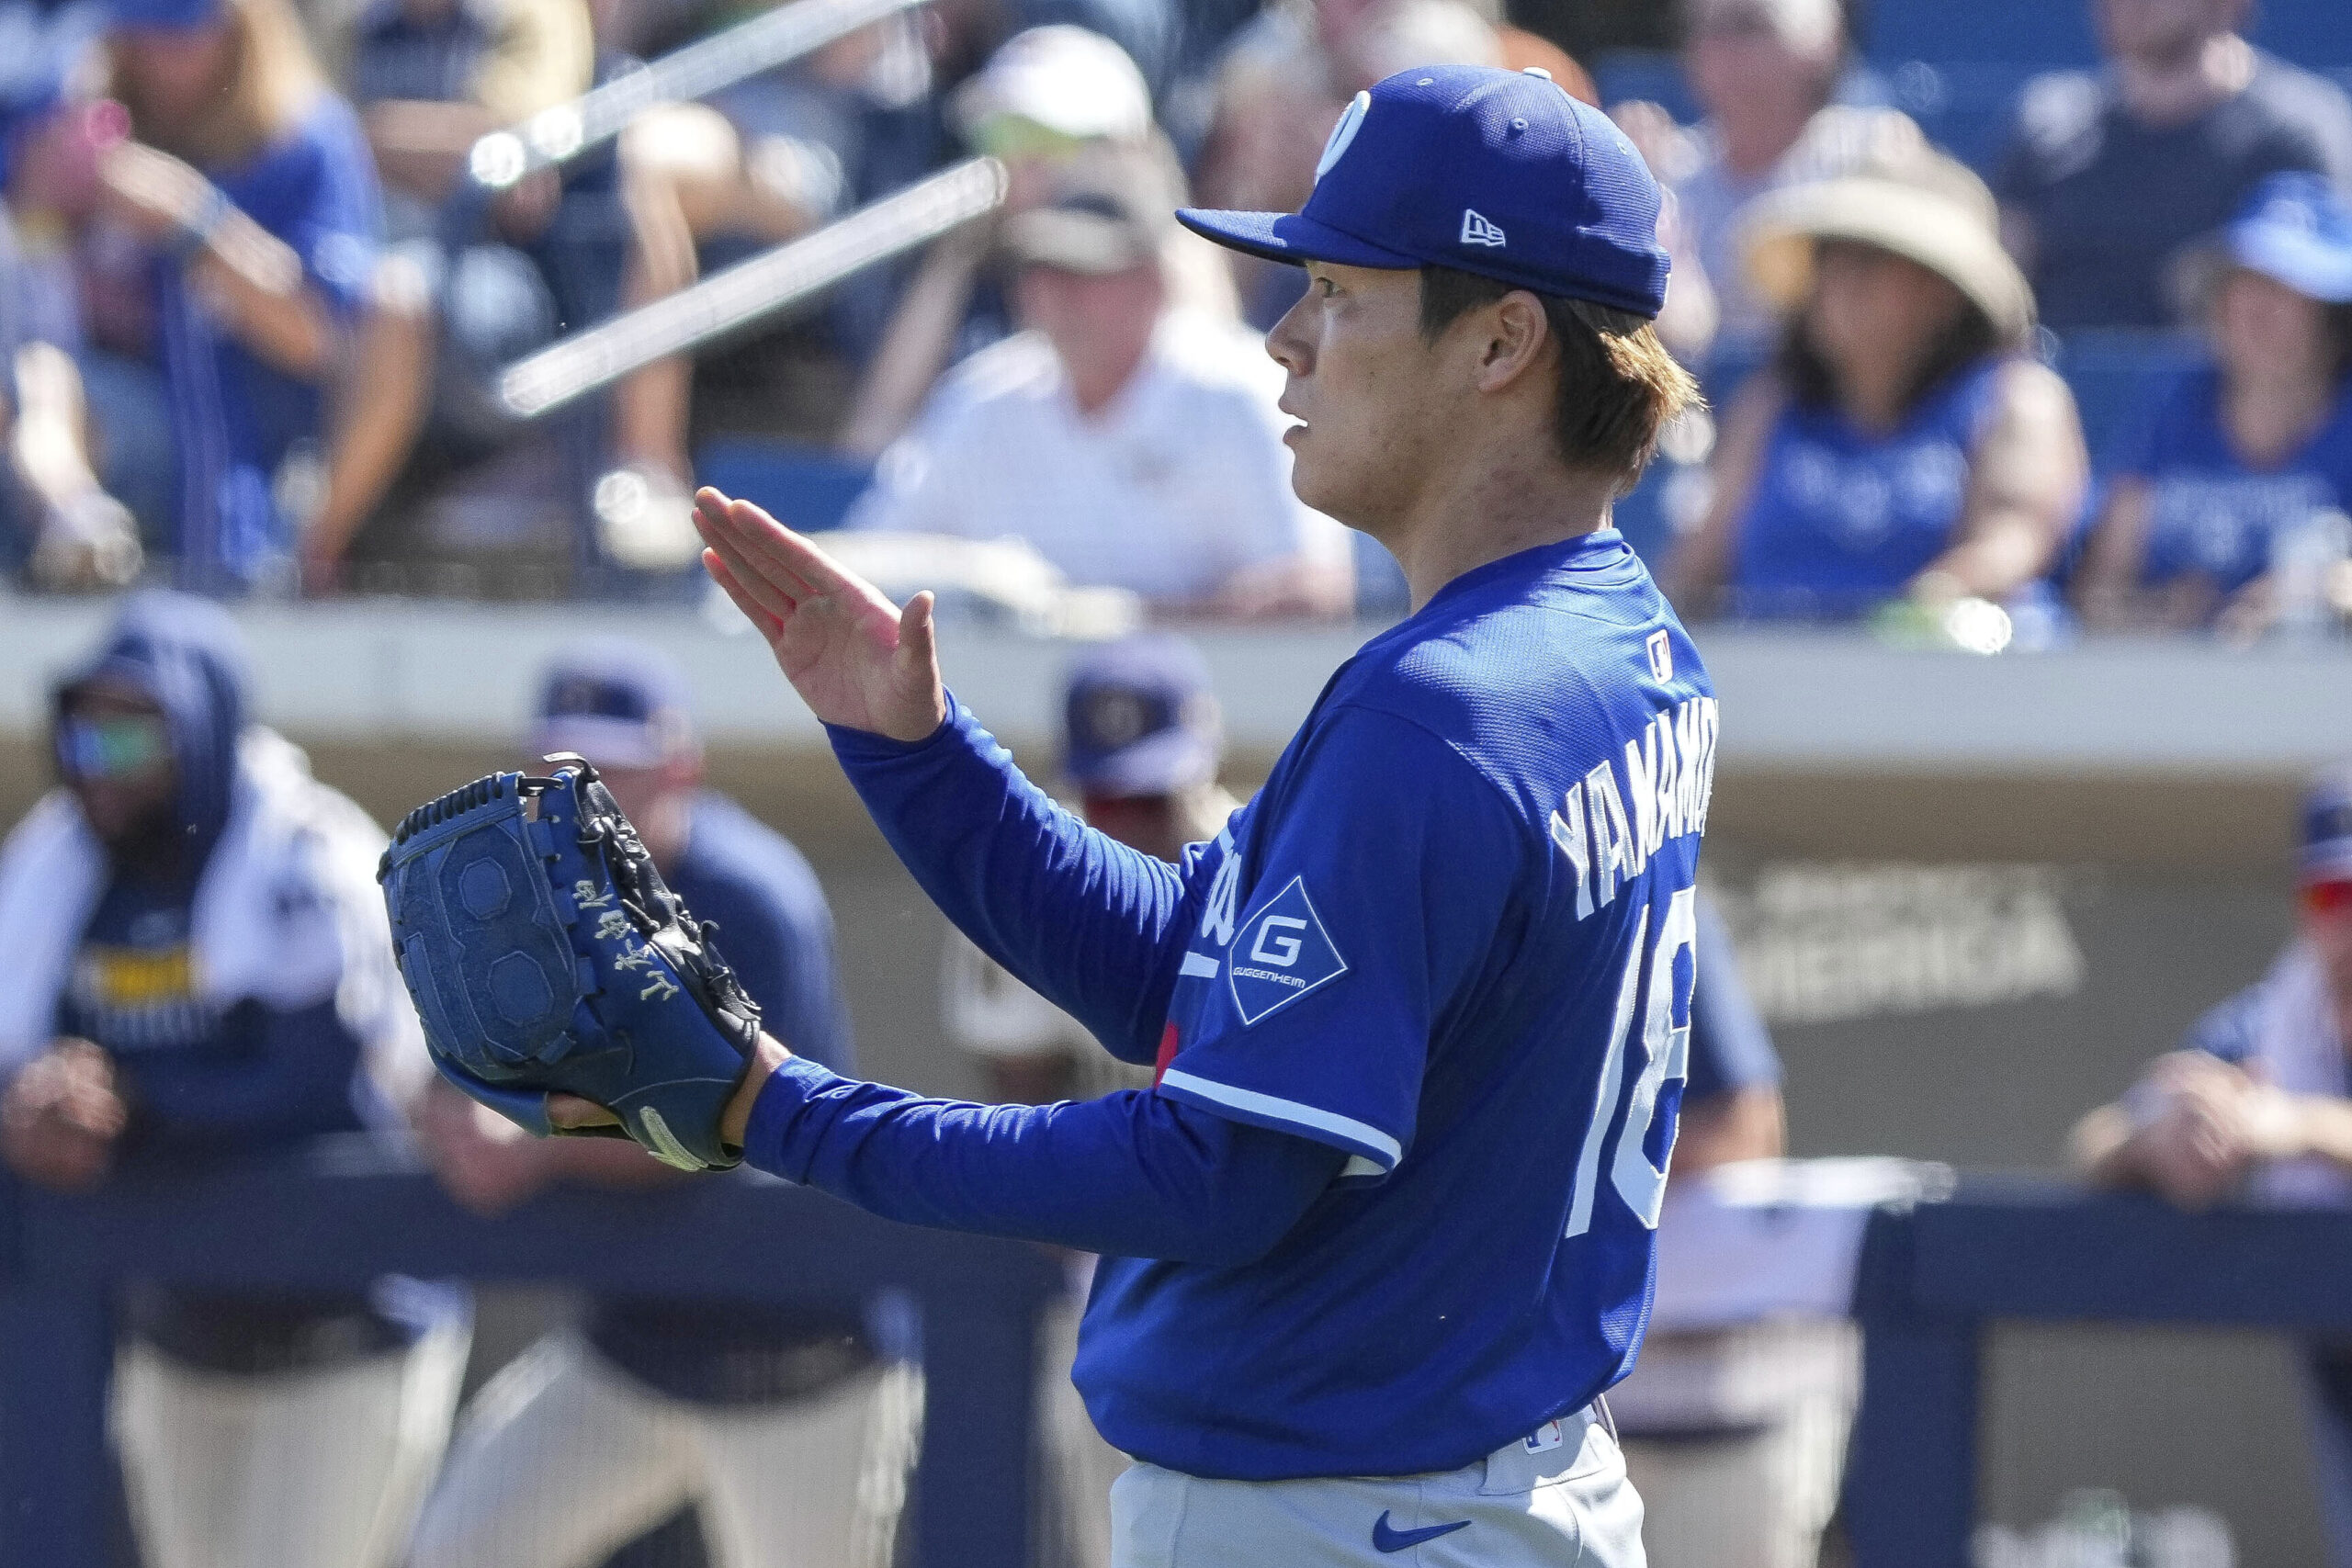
[1843,1176,2352,1566]
[0,1142,1060,1568]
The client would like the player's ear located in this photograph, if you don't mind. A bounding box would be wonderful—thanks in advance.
[1472,290,1552,395]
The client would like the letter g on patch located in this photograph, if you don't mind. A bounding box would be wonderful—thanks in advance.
[1227,876,1348,1025]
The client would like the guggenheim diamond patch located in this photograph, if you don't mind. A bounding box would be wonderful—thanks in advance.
[1227,875,1349,1025]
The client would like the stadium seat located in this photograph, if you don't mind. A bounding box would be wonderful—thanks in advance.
[2046,330,2202,471]
[692,439,876,533]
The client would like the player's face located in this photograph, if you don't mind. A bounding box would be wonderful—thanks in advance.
[2304,879,2352,1002]
[1081,792,1187,863]
[57,685,177,852]
[1264,261,1441,532]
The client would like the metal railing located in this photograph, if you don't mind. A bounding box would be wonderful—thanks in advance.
[0,1143,1061,1568]
[1843,1177,2352,1565]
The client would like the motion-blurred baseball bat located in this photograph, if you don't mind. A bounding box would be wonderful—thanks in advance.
[498,156,1007,419]
[466,0,926,189]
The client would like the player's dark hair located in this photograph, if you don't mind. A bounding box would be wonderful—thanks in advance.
[1419,265,1703,493]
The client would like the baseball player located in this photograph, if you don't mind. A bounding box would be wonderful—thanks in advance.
[673,62,1713,1564]
[939,635,1237,1568]
[0,592,465,1568]
[408,639,919,1568]
[2071,770,2352,1567]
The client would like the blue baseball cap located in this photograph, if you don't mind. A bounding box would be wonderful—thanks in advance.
[2304,770,2352,885]
[532,638,696,769]
[1063,635,1221,796]
[1177,63,1669,318]
[2227,174,2352,305]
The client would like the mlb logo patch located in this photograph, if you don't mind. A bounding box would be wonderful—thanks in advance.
[1646,628,1674,683]
[1227,876,1349,1025]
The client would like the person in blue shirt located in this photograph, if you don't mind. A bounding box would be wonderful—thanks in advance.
[96,0,380,592]
[2075,175,2352,637]
[1668,146,2087,627]
[653,64,1710,1566]
[409,639,919,1568]
[0,592,466,1568]
[2072,772,2352,1568]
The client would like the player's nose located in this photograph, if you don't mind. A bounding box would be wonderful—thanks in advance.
[1265,294,1314,378]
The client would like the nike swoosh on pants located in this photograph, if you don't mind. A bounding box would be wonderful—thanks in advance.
[1371,1510,1473,1552]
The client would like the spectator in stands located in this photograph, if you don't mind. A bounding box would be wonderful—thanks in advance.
[305,0,853,589]
[0,10,148,591]
[1613,0,1924,374]
[411,639,919,1568]
[1668,150,2088,625]
[2075,174,2352,637]
[100,0,382,593]
[4,24,189,568]
[840,24,1239,457]
[938,634,1235,1568]
[0,592,464,1568]
[1996,0,2352,332]
[1194,0,1579,332]
[2071,769,2352,1566]
[844,143,1352,619]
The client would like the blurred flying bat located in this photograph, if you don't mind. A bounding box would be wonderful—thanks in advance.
[498,157,1008,419]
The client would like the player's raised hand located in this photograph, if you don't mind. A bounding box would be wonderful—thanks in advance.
[693,488,946,742]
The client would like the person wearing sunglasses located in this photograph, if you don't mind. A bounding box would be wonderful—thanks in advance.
[2071,769,2352,1566]
[0,591,466,1568]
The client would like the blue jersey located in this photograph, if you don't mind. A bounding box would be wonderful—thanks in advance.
[1076,529,1717,1478]
[1730,358,2008,621]
[158,96,379,592]
[2116,365,2352,602]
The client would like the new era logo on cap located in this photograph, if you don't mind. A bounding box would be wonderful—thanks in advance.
[1460,209,1506,247]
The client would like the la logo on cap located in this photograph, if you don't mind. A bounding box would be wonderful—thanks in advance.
[1461,209,1507,248]
[1316,91,1369,184]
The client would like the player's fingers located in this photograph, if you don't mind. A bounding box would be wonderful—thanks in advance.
[546,1093,621,1131]
[718,493,867,602]
[703,550,786,640]
[693,495,812,599]
[702,530,802,624]
[692,491,820,602]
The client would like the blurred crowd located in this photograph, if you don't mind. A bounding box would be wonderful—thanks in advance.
[0,0,2349,639]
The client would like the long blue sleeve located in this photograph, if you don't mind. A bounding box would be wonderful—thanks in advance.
[828,695,1203,1063]
[743,1057,1344,1266]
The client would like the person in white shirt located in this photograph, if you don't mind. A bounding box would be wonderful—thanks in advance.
[844,145,1354,620]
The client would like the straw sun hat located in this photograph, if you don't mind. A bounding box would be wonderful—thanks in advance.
[1739,149,2037,344]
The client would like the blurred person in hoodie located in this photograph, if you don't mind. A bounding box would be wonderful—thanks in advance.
[0,591,466,1568]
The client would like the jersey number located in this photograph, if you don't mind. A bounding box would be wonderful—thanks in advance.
[1565,886,1697,1239]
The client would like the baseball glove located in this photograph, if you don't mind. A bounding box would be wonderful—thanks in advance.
[378,756,763,1171]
